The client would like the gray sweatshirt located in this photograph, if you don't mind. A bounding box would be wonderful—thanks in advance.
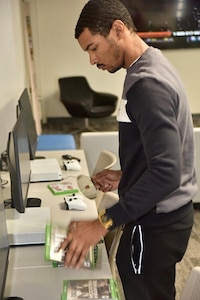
[107,47,198,228]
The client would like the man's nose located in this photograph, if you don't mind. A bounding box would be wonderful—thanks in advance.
[89,53,97,65]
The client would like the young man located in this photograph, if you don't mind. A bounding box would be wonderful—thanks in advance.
[61,1,198,299]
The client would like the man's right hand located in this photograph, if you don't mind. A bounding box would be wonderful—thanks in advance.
[91,169,122,192]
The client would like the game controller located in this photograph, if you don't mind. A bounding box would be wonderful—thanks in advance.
[63,159,81,171]
[64,193,87,210]
[62,154,81,162]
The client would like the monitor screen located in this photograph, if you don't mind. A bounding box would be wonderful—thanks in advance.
[7,109,31,213]
[17,89,38,160]
[120,0,200,49]
[0,182,9,299]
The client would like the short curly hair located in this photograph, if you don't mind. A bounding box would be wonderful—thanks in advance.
[75,0,136,39]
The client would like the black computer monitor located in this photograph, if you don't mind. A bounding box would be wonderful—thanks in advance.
[17,89,38,160]
[7,109,31,213]
[0,182,9,299]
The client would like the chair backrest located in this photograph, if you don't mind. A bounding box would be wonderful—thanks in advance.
[80,131,120,175]
[58,76,93,104]
[180,267,200,300]
[98,191,119,211]
[92,151,120,280]
[97,191,122,280]
[37,134,76,150]
[92,150,117,176]
[92,150,117,210]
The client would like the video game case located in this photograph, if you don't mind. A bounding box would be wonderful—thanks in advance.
[47,182,79,195]
[45,222,98,269]
[60,278,121,300]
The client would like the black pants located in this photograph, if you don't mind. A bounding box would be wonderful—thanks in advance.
[116,211,193,300]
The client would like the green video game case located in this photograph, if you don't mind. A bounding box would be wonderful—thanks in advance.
[45,222,98,269]
[47,182,79,195]
[61,278,121,300]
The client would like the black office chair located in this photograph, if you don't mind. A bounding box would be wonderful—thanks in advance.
[58,76,118,132]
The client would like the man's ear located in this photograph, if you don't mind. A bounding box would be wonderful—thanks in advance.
[111,20,125,38]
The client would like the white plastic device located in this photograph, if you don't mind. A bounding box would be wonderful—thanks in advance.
[63,159,81,171]
[77,175,97,199]
[64,194,87,211]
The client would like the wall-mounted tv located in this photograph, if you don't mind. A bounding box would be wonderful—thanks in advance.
[120,0,200,49]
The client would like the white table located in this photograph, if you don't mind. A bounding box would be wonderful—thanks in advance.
[28,150,98,225]
[4,150,112,300]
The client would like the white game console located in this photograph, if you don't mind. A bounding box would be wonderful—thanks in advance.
[5,207,51,245]
[30,158,62,182]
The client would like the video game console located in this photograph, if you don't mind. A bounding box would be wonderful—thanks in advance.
[63,159,81,171]
[64,194,87,211]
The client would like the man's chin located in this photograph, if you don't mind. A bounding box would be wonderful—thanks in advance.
[108,65,122,73]
[97,64,122,73]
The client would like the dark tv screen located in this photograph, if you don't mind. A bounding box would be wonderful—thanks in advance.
[7,109,31,213]
[120,0,200,49]
[17,89,38,160]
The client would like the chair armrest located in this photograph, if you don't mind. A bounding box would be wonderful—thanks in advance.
[93,92,118,106]
[63,101,90,117]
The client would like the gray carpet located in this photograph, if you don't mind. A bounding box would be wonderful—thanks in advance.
[43,116,200,300]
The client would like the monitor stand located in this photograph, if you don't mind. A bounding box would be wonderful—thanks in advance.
[3,197,41,210]
[34,155,46,159]
[6,297,24,300]
[26,197,41,207]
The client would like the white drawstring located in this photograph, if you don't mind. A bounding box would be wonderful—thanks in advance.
[130,225,144,274]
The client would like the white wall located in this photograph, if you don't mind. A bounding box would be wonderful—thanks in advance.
[30,0,200,122]
[0,0,27,153]
[30,0,125,122]
[163,49,200,114]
